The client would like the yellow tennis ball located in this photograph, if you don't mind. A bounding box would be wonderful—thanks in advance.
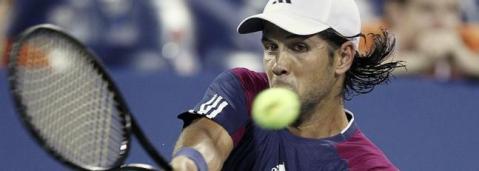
[252,88,300,130]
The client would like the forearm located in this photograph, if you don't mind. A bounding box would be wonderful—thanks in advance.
[172,118,233,171]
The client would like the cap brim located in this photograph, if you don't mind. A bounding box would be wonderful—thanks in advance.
[237,12,330,35]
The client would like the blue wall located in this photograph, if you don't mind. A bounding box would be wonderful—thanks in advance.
[1,69,478,170]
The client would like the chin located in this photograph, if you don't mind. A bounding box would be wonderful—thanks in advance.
[271,84,297,92]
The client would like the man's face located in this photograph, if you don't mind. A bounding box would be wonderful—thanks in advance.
[261,23,337,110]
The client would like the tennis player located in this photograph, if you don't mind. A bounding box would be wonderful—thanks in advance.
[171,0,402,170]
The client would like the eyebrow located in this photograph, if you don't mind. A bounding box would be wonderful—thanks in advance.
[261,36,272,43]
[285,34,312,40]
[262,34,312,43]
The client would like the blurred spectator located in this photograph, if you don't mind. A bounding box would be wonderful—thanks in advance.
[356,0,381,22]
[185,0,265,72]
[0,0,12,67]
[378,0,479,80]
[5,0,174,72]
[461,0,479,22]
[153,0,200,76]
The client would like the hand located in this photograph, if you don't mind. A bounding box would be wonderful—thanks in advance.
[171,156,198,171]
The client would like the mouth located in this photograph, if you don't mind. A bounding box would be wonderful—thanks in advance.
[270,79,295,91]
[270,82,290,88]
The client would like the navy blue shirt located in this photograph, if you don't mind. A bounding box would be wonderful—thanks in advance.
[179,68,397,171]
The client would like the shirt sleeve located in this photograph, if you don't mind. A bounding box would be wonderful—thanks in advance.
[178,68,268,145]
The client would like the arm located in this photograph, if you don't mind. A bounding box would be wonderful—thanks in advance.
[170,68,268,170]
[171,117,233,171]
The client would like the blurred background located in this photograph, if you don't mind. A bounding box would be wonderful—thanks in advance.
[0,0,478,170]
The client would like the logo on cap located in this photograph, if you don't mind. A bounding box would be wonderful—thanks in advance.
[272,0,291,4]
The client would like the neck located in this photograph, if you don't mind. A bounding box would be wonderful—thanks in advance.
[287,90,348,139]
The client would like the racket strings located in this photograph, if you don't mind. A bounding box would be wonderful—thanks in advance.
[13,30,126,169]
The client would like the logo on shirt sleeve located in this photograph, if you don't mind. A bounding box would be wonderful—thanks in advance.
[190,94,229,119]
[271,162,286,171]
[272,0,292,4]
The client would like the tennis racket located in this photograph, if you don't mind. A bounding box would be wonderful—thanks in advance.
[7,24,172,171]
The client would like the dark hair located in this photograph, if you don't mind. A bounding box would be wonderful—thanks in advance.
[318,28,404,100]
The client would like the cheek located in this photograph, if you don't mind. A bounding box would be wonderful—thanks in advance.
[263,55,275,86]
[295,57,334,101]
[263,54,272,70]
[296,71,335,106]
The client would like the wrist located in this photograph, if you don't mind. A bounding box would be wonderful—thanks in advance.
[171,156,198,171]
[173,147,208,171]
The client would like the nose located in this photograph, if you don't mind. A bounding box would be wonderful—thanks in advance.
[272,52,289,76]
[272,63,288,76]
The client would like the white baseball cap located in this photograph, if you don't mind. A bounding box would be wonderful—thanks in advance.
[237,0,361,48]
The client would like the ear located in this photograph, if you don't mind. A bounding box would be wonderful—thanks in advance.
[335,41,356,75]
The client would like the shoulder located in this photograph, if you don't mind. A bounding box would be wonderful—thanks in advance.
[229,68,268,88]
[227,68,269,105]
[205,68,269,116]
[336,129,398,171]
[213,68,267,87]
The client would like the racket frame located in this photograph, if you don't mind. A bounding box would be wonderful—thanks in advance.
[7,24,170,171]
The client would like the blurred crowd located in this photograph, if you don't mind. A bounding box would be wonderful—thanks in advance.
[0,0,478,80]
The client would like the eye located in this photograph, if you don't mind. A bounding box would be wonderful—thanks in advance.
[291,42,309,52]
[263,42,278,52]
